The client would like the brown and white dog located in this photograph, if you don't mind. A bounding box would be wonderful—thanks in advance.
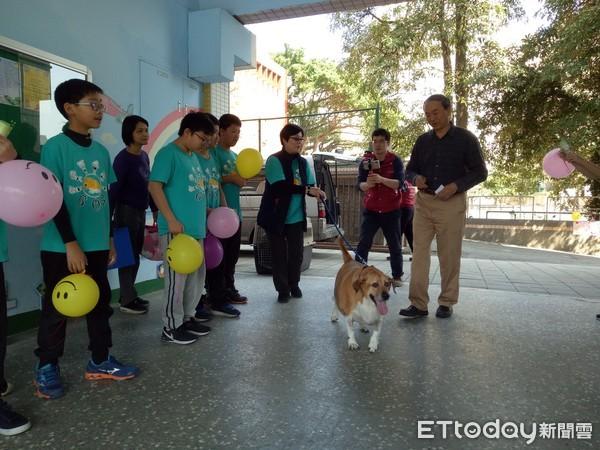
[331,239,393,352]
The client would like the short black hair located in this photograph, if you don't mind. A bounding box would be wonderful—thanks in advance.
[219,113,242,130]
[371,128,391,143]
[280,123,304,145]
[121,115,149,146]
[206,113,219,127]
[54,79,103,119]
[425,94,452,109]
[178,112,215,137]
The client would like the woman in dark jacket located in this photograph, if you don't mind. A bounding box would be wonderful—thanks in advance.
[257,124,326,303]
[109,115,156,314]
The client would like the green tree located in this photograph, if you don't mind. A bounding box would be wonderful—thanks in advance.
[475,0,600,202]
[273,45,372,153]
[333,0,522,132]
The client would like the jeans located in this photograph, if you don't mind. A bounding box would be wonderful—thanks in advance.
[355,209,403,278]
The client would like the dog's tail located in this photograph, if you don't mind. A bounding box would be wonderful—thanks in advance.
[337,237,353,264]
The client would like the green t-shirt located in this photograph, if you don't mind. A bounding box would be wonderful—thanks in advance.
[150,142,207,239]
[0,221,7,263]
[211,145,241,219]
[264,155,315,224]
[41,134,116,252]
[196,151,221,209]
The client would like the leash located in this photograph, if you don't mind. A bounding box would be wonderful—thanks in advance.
[317,196,368,265]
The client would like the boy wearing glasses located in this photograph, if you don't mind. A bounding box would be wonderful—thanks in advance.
[149,112,215,344]
[35,79,138,399]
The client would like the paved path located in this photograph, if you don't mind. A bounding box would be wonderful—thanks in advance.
[238,240,600,302]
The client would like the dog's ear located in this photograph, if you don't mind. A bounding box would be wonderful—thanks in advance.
[352,267,366,292]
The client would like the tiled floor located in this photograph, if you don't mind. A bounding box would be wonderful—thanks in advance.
[3,240,600,449]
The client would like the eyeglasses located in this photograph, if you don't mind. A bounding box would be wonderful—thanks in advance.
[75,101,105,112]
[289,136,305,142]
[193,132,209,143]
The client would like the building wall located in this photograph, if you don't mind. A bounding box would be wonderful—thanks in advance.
[229,57,287,156]
[0,0,229,317]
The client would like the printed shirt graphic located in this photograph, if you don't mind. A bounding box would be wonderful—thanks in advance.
[0,220,7,262]
[150,142,207,239]
[265,156,315,224]
[211,146,241,219]
[41,134,116,252]
[196,152,221,209]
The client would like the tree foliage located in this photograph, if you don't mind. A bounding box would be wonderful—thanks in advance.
[475,0,600,199]
[273,45,374,154]
[332,0,522,130]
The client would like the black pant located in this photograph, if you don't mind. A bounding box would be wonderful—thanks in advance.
[267,222,304,295]
[400,206,414,252]
[221,223,241,291]
[205,255,227,307]
[36,251,113,366]
[114,204,145,305]
[0,264,7,387]
[356,209,403,278]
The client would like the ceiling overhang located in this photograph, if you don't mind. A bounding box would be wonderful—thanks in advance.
[190,1,405,24]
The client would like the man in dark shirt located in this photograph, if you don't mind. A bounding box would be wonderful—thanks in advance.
[399,94,487,319]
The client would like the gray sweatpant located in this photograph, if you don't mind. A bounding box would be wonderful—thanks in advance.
[159,234,205,331]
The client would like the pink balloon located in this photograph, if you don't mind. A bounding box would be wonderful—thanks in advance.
[543,148,575,178]
[207,207,240,239]
[0,160,63,227]
[204,233,224,269]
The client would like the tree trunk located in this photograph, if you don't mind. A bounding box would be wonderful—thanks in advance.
[437,0,453,97]
[454,0,468,128]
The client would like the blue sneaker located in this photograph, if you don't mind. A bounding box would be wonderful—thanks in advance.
[34,363,64,399]
[194,302,213,322]
[85,355,139,381]
[211,303,241,318]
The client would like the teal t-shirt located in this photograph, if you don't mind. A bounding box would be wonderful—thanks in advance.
[211,146,241,219]
[150,142,207,239]
[0,221,7,263]
[196,151,221,209]
[264,155,315,224]
[41,134,116,252]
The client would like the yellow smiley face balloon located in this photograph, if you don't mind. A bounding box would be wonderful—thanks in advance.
[52,274,100,317]
[166,233,204,274]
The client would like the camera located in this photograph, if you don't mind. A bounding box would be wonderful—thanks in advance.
[362,158,381,171]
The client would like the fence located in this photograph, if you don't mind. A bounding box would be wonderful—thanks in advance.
[467,195,596,221]
[327,164,598,247]
[238,107,380,157]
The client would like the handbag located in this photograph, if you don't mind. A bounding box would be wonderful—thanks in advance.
[141,223,163,261]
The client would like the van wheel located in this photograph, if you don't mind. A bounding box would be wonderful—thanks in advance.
[254,242,272,274]
[253,226,272,274]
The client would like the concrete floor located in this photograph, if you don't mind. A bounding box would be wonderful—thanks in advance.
[3,244,600,449]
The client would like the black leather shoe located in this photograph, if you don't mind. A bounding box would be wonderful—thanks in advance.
[290,286,302,298]
[436,305,453,318]
[399,305,428,318]
[277,292,290,303]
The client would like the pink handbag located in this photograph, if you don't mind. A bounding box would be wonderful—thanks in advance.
[141,224,163,261]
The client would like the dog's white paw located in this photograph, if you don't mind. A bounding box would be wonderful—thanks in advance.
[347,339,359,350]
[368,337,379,352]
[331,315,339,322]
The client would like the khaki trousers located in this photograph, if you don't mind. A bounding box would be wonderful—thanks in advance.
[408,191,467,310]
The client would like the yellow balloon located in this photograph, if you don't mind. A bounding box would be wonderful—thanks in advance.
[166,233,204,274]
[236,148,263,179]
[571,211,582,221]
[52,274,100,317]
